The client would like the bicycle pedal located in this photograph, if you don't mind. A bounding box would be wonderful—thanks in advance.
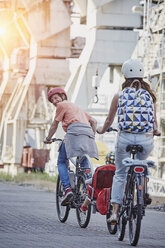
[144,193,152,205]
[61,201,70,206]
[144,198,152,205]
[110,221,117,225]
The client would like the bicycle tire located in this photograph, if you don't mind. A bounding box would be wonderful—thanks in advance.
[56,175,70,222]
[106,190,117,235]
[129,181,142,246]
[118,178,130,241]
[117,208,127,241]
[106,211,117,235]
[76,175,91,228]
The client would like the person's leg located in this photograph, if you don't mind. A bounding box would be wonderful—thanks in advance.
[57,142,70,190]
[108,132,134,223]
[80,157,89,168]
[111,203,120,216]
[111,132,132,205]
[80,197,91,214]
[82,197,91,208]
[135,133,154,160]
[80,157,93,180]
[57,142,73,206]
[135,133,154,205]
[80,184,92,214]
[135,133,154,181]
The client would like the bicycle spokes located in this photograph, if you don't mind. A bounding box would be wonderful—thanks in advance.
[128,182,142,246]
[76,176,91,228]
[56,176,70,223]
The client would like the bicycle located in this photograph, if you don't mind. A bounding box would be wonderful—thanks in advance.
[116,144,154,246]
[82,127,117,235]
[52,138,93,228]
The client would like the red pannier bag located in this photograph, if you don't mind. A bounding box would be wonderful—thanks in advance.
[87,164,116,215]
[94,164,116,215]
[92,164,116,189]
[96,188,110,215]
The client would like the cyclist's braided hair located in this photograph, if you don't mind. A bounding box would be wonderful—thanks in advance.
[122,78,156,103]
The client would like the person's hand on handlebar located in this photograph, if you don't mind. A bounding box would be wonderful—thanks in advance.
[154,129,161,136]
[43,137,52,144]
[97,126,118,134]
[96,127,104,134]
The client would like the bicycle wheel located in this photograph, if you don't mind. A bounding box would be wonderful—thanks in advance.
[129,181,142,246]
[76,175,91,228]
[56,175,70,222]
[106,208,117,235]
[117,208,127,241]
[106,191,117,235]
[118,182,129,242]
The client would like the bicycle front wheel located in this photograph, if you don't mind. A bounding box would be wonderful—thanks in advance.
[76,175,91,228]
[56,175,70,222]
[106,193,117,235]
[117,209,127,241]
[129,181,142,246]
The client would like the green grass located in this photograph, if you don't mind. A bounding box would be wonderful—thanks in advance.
[0,171,57,183]
[0,172,13,182]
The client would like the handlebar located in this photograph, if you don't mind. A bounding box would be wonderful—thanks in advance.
[154,132,161,136]
[51,138,63,142]
[106,127,118,132]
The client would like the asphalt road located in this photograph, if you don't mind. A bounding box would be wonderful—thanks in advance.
[0,182,165,248]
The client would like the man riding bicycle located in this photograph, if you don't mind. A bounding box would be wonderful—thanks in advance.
[44,87,98,206]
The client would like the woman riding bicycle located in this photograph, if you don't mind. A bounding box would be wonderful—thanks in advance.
[97,58,161,224]
[44,87,98,206]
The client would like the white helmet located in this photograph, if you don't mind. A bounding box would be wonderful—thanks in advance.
[121,59,144,78]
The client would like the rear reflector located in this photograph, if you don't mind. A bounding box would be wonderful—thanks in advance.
[134,166,144,173]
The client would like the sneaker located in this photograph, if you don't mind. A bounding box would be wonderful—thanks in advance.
[107,213,118,225]
[61,187,73,206]
[80,205,87,214]
[144,193,152,205]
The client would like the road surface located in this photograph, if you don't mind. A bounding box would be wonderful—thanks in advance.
[0,182,164,248]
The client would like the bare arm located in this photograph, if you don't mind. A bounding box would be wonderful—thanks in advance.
[44,119,59,143]
[89,117,97,134]
[97,93,119,134]
[153,102,161,136]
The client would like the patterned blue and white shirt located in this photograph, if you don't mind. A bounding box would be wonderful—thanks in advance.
[118,87,154,133]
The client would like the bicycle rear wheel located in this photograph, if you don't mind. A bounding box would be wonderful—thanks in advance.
[56,175,70,222]
[129,181,142,246]
[76,175,91,228]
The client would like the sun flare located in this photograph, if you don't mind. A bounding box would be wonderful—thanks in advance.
[0,27,5,36]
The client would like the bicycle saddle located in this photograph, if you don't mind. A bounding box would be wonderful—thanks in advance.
[126,145,143,153]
